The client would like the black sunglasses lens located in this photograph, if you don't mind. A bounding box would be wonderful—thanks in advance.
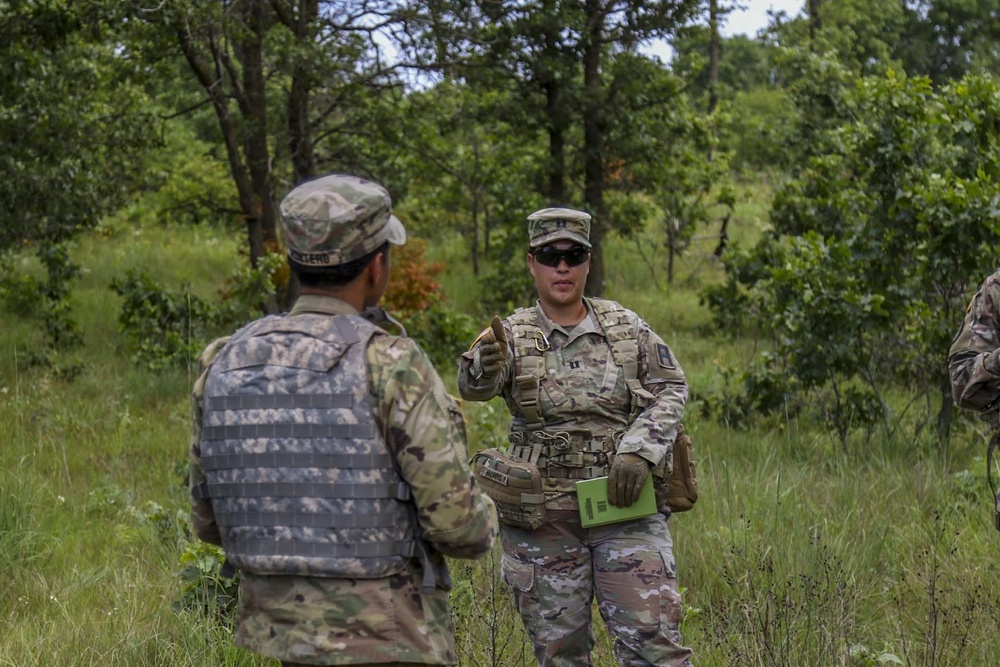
[534,247,589,267]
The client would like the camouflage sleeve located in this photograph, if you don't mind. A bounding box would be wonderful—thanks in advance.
[949,271,1000,411]
[616,316,688,468]
[189,336,230,546]
[371,337,497,559]
[456,321,513,402]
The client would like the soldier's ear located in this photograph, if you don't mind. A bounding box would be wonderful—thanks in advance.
[367,250,388,290]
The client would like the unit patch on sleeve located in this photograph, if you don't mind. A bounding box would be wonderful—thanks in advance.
[656,343,676,369]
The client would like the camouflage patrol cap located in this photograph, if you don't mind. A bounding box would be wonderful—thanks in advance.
[528,208,592,249]
[280,174,406,267]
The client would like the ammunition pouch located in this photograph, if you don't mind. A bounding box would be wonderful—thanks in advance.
[654,424,698,513]
[472,448,547,530]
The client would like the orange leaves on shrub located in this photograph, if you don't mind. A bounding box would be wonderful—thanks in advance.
[382,239,446,316]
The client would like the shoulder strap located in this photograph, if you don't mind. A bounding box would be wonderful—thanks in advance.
[509,307,547,431]
[587,298,654,422]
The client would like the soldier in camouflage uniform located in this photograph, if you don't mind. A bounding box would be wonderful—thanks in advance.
[948,267,1000,525]
[190,174,497,667]
[457,208,693,666]
[949,268,1000,413]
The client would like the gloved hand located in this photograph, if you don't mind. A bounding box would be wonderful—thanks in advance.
[985,347,1000,375]
[608,453,651,507]
[479,316,509,379]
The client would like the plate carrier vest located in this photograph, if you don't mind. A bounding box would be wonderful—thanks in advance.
[194,312,435,584]
[505,298,657,490]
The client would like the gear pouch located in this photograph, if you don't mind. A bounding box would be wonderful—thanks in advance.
[472,448,547,530]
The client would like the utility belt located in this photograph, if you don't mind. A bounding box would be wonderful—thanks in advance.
[507,428,617,484]
[472,428,619,530]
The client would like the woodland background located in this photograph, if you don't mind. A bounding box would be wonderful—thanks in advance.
[3,1,1000,665]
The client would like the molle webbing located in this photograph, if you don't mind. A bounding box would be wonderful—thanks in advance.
[202,422,375,441]
[201,481,411,500]
[588,299,655,420]
[228,540,416,560]
[508,298,652,432]
[508,429,616,481]
[213,510,403,529]
[202,452,393,471]
[207,393,353,410]
[509,308,549,431]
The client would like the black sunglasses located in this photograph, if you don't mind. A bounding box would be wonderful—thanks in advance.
[532,245,590,268]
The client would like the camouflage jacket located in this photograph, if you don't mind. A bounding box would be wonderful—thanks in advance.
[949,268,1000,416]
[457,299,688,505]
[190,294,497,666]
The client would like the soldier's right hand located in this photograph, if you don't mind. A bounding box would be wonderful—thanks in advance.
[479,316,509,379]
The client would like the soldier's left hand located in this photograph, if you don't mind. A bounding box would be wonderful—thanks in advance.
[608,453,651,507]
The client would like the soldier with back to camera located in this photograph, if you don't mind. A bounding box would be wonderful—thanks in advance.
[189,173,497,667]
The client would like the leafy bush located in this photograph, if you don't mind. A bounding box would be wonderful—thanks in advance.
[704,68,1000,444]
[110,271,218,371]
[404,300,479,372]
[382,239,446,316]
[110,255,280,370]
[174,540,239,624]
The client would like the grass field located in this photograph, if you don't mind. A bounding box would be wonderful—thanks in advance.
[2,186,999,666]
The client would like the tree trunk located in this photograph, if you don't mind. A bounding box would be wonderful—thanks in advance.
[546,78,567,204]
[936,375,954,448]
[582,0,606,297]
[174,23,265,270]
[667,217,677,284]
[708,0,720,116]
[808,0,822,44]
[287,0,319,184]
[240,0,277,253]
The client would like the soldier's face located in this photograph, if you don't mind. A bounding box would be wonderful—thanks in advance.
[528,241,590,309]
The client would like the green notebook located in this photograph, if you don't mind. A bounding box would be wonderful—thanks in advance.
[576,475,657,527]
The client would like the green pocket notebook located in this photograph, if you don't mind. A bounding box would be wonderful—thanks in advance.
[576,475,656,527]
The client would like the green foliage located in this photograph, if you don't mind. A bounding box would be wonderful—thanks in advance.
[404,301,480,374]
[174,541,239,624]
[477,258,537,320]
[706,68,1000,442]
[0,481,44,569]
[109,271,218,371]
[722,87,799,173]
[0,1,156,250]
[109,254,278,371]
[214,252,281,330]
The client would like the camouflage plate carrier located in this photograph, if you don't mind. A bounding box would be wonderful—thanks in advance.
[194,312,439,586]
[503,298,697,513]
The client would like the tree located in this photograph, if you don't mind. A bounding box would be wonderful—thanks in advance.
[0,0,157,353]
[604,54,732,283]
[135,0,408,305]
[705,67,1000,444]
[398,81,543,275]
[448,0,701,295]
[898,0,1000,83]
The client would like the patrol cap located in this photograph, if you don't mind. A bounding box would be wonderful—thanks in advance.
[528,208,592,249]
[280,174,406,267]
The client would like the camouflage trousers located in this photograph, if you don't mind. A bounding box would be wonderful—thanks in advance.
[281,663,426,666]
[500,511,693,667]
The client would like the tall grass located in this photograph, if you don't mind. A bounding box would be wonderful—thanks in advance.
[2,191,999,665]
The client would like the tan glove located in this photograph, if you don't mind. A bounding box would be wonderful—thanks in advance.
[985,348,1000,375]
[608,453,651,507]
[479,316,509,379]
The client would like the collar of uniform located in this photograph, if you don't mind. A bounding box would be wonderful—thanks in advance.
[289,294,358,317]
[533,300,601,344]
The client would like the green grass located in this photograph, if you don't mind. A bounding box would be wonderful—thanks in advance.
[2,182,1000,665]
